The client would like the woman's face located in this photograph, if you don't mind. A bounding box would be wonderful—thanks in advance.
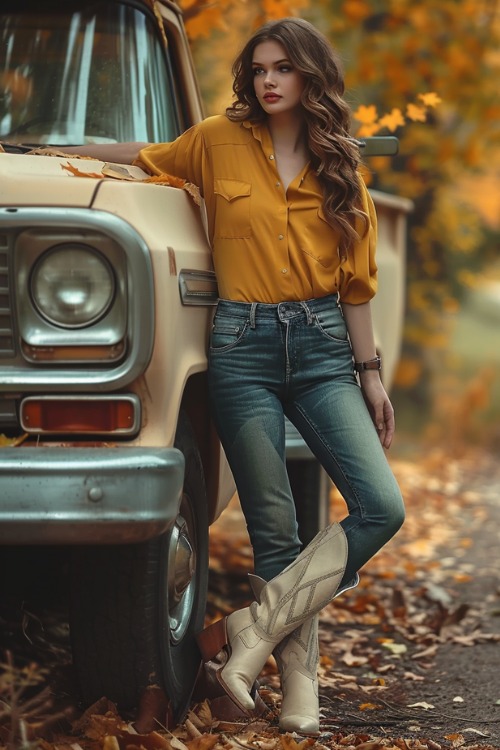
[251,40,305,117]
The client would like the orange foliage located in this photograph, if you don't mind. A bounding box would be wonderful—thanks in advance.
[378,108,405,132]
[418,92,442,108]
[185,7,227,39]
[393,358,423,390]
[341,0,371,23]
[180,0,308,39]
[353,94,441,136]
[353,104,378,125]
[406,103,427,123]
[261,0,308,20]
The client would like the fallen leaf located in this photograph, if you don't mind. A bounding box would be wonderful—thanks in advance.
[61,161,104,178]
[342,652,369,666]
[444,734,464,747]
[375,664,395,674]
[411,645,438,660]
[403,671,425,681]
[184,736,219,750]
[112,732,172,750]
[453,573,473,583]
[407,702,435,710]
[184,718,202,738]
[381,642,407,656]
[280,735,316,750]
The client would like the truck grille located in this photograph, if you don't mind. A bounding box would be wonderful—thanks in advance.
[0,234,15,357]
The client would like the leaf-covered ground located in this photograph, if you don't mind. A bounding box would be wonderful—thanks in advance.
[1,447,499,750]
[204,447,500,749]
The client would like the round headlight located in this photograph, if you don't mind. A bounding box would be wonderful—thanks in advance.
[31,244,115,328]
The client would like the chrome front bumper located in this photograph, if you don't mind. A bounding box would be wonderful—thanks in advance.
[0,447,184,545]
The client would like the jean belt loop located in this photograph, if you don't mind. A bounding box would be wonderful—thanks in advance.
[250,302,257,329]
[301,301,313,325]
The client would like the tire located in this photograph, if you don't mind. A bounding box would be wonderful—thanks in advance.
[70,412,208,723]
[287,458,331,546]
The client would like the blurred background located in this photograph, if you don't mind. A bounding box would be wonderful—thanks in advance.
[180,0,500,458]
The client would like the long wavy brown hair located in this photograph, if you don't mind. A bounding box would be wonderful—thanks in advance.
[226,18,369,254]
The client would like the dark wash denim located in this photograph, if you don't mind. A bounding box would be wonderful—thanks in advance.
[208,293,405,584]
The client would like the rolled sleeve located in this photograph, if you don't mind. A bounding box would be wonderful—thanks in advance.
[338,180,378,304]
[136,125,207,192]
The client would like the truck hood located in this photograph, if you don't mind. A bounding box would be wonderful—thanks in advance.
[0,153,106,208]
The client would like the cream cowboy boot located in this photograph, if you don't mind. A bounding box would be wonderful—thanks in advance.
[196,522,347,714]
[249,575,320,735]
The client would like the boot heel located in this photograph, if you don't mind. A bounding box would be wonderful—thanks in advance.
[196,617,228,661]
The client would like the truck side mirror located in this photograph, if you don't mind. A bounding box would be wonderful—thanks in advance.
[355,136,399,156]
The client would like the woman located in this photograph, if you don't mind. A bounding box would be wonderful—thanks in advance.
[66,17,405,735]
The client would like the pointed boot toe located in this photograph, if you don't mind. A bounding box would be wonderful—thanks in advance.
[277,646,320,735]
[279,714,320,736]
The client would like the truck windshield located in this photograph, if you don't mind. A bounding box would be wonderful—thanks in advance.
[0,1,179,145]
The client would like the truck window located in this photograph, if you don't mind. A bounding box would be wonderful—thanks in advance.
[0,1,179,146]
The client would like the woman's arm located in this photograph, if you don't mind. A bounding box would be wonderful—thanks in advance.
[341,300,395,449]
[33,142,150,164]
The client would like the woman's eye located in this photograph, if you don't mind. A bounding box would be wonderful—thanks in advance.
[279,65,292,73]
[252,67,264,75]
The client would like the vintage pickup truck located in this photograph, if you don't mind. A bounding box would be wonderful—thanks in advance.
[0,0,412,723]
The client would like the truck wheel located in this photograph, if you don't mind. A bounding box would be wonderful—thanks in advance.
[287,459,331,546]
[70,413,208,723]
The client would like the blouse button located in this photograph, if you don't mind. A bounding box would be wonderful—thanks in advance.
[276,182,281,187]
[281,268,288,274]
[269,154,275,160]
[278,234,284,240]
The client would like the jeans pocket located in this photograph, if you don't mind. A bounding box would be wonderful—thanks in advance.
[210,314,249,352]
[314,308,349,342]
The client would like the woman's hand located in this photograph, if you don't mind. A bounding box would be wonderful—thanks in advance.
[339,301,395,447]
[358,371,395,449]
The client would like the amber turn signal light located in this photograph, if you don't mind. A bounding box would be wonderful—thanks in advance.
[20,395,140,436]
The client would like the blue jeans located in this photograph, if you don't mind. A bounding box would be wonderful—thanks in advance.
[208,294,405,585]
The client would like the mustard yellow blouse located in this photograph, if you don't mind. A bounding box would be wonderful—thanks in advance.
[138,115,377,304]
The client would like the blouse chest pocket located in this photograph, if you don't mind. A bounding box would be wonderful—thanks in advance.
[214,179,252,239]
[299,205,339,269]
